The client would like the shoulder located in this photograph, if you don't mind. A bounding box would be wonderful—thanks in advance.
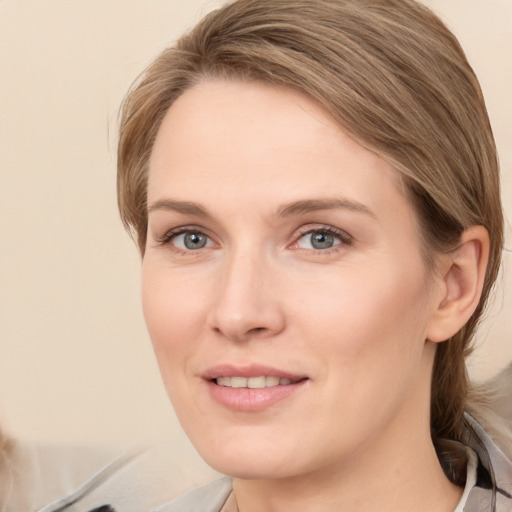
[0,438,118,512]
[463,413,512,512]
[36,441,219,512]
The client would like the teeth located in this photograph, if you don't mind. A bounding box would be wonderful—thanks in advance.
[216,377,231,387]
[266,376,280,387]
[215,376,295,388]
[231,377,247,388]
[248,376,266,389]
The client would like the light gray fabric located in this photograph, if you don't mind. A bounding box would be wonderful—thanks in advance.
[0,439,118,512]
[36,441,219,512]
[453,447,478,512]
[463,414,512,512]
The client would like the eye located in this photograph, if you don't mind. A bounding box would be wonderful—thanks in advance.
[295,229,346,250]
[170,231,213,250]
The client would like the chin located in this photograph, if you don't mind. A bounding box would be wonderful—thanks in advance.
[205,454,297,481]
[190,432,303,480]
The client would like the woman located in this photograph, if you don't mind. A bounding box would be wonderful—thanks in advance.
[116,0,511,510]
[49,0,512,510]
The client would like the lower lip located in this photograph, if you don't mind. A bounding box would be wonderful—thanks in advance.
[205,379,308,412]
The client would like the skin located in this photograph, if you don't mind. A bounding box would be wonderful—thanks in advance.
[142,80,463,511]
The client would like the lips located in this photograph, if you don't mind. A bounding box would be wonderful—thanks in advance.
[203,363,306,381]
[203,364,308,411]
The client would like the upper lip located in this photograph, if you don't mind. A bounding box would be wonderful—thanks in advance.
[202,364,308,381]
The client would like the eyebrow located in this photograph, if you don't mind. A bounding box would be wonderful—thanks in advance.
[276,198,376,219]
[147,199,211,217]
[147,197,376,220]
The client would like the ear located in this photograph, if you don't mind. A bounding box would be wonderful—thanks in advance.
[426,226,490,343]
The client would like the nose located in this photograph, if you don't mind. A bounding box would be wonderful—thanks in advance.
[207,249,286,342]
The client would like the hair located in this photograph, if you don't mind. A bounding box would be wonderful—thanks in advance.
[0,430,14,508]
[117,0,506,463]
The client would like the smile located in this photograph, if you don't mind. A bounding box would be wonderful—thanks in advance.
[203,366,309,412]
[215,376,295,388]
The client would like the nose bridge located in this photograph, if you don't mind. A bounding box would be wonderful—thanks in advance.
[209,242,284,341]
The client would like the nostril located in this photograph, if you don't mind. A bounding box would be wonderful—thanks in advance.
[248,326,267,335]
[212,324,269,341]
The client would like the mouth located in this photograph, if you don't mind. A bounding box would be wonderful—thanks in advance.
[203,365,309,412]
[215,376,300,388]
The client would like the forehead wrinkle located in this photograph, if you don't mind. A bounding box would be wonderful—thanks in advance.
[276,198,377,219]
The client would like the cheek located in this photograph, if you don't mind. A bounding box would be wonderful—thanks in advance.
[297,268,432,433]
[141,262,206,367]
[294,261,432,370]
[141,263,212,420]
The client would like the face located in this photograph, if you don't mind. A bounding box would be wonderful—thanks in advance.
[143,80,444,481]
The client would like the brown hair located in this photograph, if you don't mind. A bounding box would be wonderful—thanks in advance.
[117,0,503,450]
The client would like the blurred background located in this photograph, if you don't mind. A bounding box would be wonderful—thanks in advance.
[0,0,511,448]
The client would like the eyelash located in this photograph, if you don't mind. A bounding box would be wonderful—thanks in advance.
[155,224,353,255]
[292,225,353,253]
[155,227,215,255]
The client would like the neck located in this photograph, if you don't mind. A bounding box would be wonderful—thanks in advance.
[233,425,461,512]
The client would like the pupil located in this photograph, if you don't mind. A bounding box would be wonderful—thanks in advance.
[312,232,334,249]
[184,233,206,249]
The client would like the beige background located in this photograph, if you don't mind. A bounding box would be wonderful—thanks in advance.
[0,0,511,448]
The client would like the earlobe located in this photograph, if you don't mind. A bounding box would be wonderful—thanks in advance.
[426,226,490,343]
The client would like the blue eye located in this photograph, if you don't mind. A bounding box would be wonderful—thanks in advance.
[172,231,212,250]
[297,230,343,250]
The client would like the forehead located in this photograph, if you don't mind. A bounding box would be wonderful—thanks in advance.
[149,80,350,174]
[148,79,416,229]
